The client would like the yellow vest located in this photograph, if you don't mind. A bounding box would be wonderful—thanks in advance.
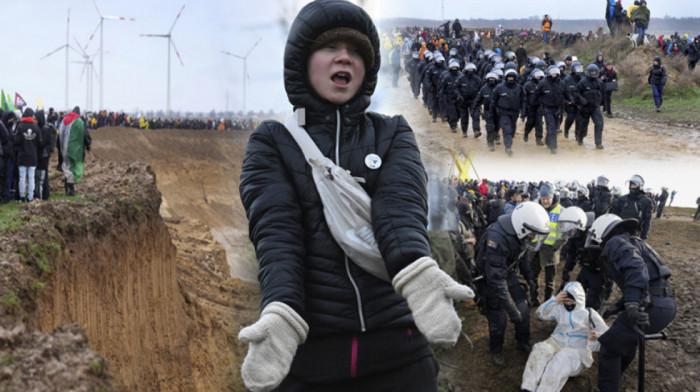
[544,204,562,245]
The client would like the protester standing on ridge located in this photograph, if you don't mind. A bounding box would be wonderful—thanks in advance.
[630,0,650,46]
[541,15,553,44]
[238,1,474,390]
[14,108,41,203]
[58,106,85,196]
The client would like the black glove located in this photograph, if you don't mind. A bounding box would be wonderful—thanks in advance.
[625,302,650,327]
[561,269,571,284]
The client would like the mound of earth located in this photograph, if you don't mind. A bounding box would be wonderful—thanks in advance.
[0,323,111,391]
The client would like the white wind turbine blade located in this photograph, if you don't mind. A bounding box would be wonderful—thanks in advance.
[170,37,184,66]
[169,4,185,34]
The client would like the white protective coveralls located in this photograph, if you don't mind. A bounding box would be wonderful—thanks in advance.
[521,281,609,392]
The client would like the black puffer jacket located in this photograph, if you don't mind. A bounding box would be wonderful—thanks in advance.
[648,56,667,85]
[240,0,433,380]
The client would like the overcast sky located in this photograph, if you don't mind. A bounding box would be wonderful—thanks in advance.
[3,0,699,115]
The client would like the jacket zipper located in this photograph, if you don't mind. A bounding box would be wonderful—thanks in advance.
[336,108,366,332]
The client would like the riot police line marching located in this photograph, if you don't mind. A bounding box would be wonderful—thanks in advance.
[402,36,615,156]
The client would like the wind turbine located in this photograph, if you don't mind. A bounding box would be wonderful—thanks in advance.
[140,5,185,117]
[40,9,81,110]
[222,38,262,114]
[84,0,134,111]
[73,38,100,112]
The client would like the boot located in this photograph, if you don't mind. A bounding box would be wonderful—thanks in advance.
[474,130,482,139]
[492,352,505,366]
[67,183,75,196]
[64,180,69,194]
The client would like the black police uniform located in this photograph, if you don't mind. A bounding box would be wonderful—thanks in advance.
[472,81,500,149]
[406,57,422,99]
[456,72,482,137]
[562,231,607,309]
[439,68,464,130]
[534,75,569,152]
[428,63,447,121]
[490,79,525,151]
[574,75,605,148]
[611,188,653,240]
[562,73,581,137]
[592,186,614,218]
[474,215,533,355]
[522,78,544,143]
[597,234,676,392]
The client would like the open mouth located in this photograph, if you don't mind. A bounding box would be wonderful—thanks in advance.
[331,71,351,86]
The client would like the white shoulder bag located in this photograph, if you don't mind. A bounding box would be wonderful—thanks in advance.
[284,110,389,282]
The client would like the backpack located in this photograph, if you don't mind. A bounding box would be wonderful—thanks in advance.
[284,110,390,282]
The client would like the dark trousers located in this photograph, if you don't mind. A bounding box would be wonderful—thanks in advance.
[656,201,666,218]
[564,104,577,132]
[392,66,400,87]
[576,106,604,146]
[576,267,604,310]
[445,102,460,129]
[499,113,518,149]
[484,275,530,354]
[0,156,8,202]
[651,83,664,108]
[532,259,556,300]
[524,109,543,140]
[459,102,480,134]
[485,112,500,145]
[275,355,438,392]
[543,106,559,150]
[410,75,421,98]
[597,295,676,392]
[603,90,613,113]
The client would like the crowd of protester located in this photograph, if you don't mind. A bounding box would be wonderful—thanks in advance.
[78,110,258,131]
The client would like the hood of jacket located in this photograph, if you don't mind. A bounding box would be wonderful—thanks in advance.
[284,0,381,118]
[562,281,586,310]
[35,109,46,128]
[653,56,662,66]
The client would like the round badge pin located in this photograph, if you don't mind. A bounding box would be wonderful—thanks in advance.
[364,153,382,170]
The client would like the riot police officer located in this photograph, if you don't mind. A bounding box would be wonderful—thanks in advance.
[574,64,605,149]
[439,59,464,132]
[490,69,526,156]
[534,66,569,154]
[611,174,654,240]
[562,62,584,139]
[586,214,676,392]
[560,207,608,309]
[474,202,550,366]
[522,69,545,145]
[472,72,500,151]
[456,63,483,138]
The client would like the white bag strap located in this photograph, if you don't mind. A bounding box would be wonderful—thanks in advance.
[284,109,325,163]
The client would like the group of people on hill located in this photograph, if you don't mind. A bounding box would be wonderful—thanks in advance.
[0,106,89,203]
[81,110,256,131]
[401,38,620,154]
[237,2,679,392]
